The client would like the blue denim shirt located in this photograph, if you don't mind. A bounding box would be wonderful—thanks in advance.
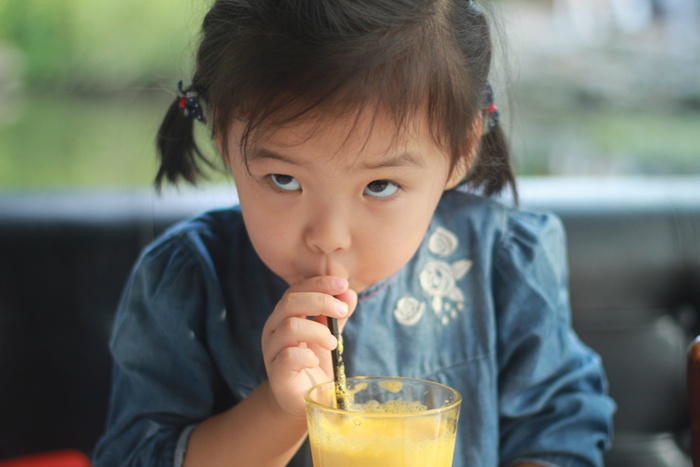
[93,190,614,467]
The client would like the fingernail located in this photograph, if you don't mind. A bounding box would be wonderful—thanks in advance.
[334,277,347,289]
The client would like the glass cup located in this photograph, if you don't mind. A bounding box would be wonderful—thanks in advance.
[305,376,462,467]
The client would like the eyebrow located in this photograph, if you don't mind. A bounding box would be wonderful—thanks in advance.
[248,148,303,166]
[249,147,425,170]
[362,151,425,170]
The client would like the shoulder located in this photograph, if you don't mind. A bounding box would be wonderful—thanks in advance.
[435,189,565,253]
[431,190,567,286]
[157,205,246,250]
[131,206,248,293]
[147,206,245,258]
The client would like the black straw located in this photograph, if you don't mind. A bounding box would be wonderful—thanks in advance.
[327,317,347,410]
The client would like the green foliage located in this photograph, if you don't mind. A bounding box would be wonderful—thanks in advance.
[0,0,230,188]
[0,0,698,187]
[0,91,226,188]
[0,0,206,87]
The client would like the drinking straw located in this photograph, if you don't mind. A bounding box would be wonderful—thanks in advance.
[327,317,347,410]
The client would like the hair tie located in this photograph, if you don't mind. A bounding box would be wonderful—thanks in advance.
[481,81,499,134]
[177,81,206,123]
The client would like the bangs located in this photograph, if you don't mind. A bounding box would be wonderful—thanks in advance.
[206,0,484,169]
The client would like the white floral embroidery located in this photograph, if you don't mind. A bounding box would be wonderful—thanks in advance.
[421,261,455,297]
[450,259,472,280]
[393,227,473,326]
[393,296,426,326]
[428,226,458,257]
[419,259,472,325]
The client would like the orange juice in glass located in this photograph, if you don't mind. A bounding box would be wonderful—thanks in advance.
[305,376,461,467]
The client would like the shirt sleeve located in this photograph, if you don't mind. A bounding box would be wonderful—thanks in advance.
[493,210,615,467]
[92,231,225,467]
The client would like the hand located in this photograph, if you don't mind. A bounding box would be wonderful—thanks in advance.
[261,276,358,420]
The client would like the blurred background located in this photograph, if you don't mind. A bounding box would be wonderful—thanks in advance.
[0,0,699,189]
[1,2,699,463]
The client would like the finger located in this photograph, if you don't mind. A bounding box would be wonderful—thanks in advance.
[270,346,320,375]
[265,291,348,332]
[264,317,337,363]
[277,276,350,322]
[335,288,358,331]
[305,287,357,331]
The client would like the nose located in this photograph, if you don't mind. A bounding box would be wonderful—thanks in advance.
[304,204,352,254]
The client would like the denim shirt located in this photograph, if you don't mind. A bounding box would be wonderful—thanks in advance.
[93,190,614,467]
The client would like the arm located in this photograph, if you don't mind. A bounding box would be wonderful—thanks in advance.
[184,381,307,466]
[494,212,614,467]
[184,276,357,466]
[94,238,226,466]
[95,234,356,466]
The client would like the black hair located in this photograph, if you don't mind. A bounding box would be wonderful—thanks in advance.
[155,0,517,201]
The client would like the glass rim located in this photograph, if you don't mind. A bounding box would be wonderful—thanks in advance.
[304,376,462,418]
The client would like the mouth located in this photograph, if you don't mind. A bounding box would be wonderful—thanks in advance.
[304,255,349,280]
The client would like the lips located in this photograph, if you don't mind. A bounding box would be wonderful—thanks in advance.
[299,255,350,281]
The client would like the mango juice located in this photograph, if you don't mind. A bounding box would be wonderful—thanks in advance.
[305,377,461,467]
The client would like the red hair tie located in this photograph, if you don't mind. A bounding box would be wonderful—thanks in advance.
[482,81,499,133]
[177,81,206,123]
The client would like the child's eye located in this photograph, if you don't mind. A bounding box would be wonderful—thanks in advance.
[269,174,301,191]
[363,180,399,199]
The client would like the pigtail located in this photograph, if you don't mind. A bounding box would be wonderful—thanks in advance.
[447,2,518,204]
[154,88,212,189]
[466,123,519,204]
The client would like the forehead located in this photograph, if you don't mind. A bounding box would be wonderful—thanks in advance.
[233,107,446,166]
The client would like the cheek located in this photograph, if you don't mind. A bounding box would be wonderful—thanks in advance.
[247,220,282,254]
[239,202,296,267]
[385,193,441,249]
[360,206,433,268]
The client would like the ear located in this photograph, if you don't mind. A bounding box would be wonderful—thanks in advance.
[445,157,470,190]
[444,116,483,190]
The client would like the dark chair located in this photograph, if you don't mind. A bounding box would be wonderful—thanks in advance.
[689,336,700,466]
[522,179,700,467]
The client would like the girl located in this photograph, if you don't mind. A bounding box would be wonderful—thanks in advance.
[94,0,614,466]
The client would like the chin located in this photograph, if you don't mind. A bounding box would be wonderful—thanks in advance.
[349,275,385,294]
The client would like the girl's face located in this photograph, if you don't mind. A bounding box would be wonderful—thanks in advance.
[225,110,467,293]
